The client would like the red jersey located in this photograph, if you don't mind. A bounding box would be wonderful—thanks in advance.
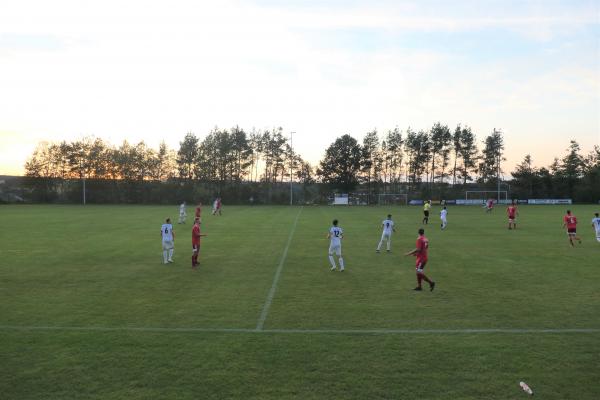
[563,215,577,229]
[487,199,494,208]
[192,224,201,245]
[507,206,517,218]
[195,206,201,218]
[415,235,429,264]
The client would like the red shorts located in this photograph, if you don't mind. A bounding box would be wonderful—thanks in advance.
[415,260,427,273]
[192,243,200,252]
[567,228,577,235]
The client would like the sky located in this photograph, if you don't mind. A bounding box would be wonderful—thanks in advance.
[0,0,599,176]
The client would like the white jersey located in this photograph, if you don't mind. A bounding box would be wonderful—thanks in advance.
[381,219,394,235]
[440,209,448,220]
[329,226,343,247]
[592,217,600,233]
[161,223,174,242]
[179,204,186,215]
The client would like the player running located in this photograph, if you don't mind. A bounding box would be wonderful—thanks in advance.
[562,210,582,246]
[440,206,448,230]
[376,214,396,253]
[327,219,345,272]
[507,201,518,230]
[178,202,187,224]
[192,218,207,269]
[422,200,431,224]
[161,218,175,264]
[405,228,435,291]
[591,213,600,243]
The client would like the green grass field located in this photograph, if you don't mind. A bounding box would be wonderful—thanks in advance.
[1,204,599,399]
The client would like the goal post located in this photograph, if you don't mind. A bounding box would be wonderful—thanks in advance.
[465,190,508,205]
[377,193,408,206]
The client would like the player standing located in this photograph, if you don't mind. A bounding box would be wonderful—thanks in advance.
[195,202,202,222]
[212,197,222,216]
[327,219,345,272]
[486,198,494,213]
[591,213,600,243]
[192,218,207,269]
[440,206,448,230]
[507,201,518,230]
[562,210,582,246]
[178,202,187,224]
[422,200,431,224]
[405,228,435,291]
[376,214,396,253]
[161,218,175,264]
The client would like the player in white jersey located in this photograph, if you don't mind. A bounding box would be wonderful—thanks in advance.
[178,202,187,224]
[592,213,600,243]
[376,214,395,253]
[440,206,448,230]
[327,219,345,271]
[161,218,175,264]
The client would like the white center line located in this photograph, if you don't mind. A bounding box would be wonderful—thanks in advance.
[0,325,598,335]
[256,206,303,331]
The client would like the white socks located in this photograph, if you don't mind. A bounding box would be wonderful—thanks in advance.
[168,249,174,261]
[339,257,344,270]
[329,255,336,268]
[163,251,168,264]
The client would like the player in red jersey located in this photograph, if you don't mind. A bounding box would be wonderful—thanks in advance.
[562,210,582,247]
[405,228,435,291]
[195,202,202,221]
[507,201,518,229]
[486,198,494,213]
[191,218,207,268]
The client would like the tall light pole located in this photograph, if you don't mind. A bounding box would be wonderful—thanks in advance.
[495,128,502,203]
[79,157,86,206]
[290,131,295,206]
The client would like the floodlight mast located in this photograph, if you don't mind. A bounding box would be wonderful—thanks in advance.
[495,128,502,203]
[290,131,295,206]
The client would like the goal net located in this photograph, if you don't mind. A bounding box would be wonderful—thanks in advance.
[332,194,349,205]
[377,193,408,206]
[465,190,508,205]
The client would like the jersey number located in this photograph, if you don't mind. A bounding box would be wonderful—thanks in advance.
[164,228,169,234]
[334,230,340,237]
[386,223,390,228]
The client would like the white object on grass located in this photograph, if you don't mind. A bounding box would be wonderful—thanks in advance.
[519,381,533,395]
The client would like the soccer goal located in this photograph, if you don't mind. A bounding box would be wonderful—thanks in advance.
[465,190,508,205]
[332,194,349,205]
[377,193,408,206]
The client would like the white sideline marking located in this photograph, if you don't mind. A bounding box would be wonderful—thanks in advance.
[256,206,303,331]
[0,325,598,335]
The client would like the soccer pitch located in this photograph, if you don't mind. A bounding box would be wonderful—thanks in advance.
[1,204,599,399]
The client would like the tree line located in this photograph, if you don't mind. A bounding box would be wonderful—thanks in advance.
[23,123,599,202]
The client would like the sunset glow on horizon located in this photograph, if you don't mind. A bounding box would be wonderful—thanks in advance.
[1,0,598,176]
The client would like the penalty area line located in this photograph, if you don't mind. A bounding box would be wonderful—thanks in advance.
[0,325,598,335]
[256,206,303,331]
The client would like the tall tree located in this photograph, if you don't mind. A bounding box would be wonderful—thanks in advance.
[317,134,362,192]
[458,126,478,184]
[559,140,584,198]
[511,154,537,198]
[177,132,200,180]
[360,130,380,197]
[478,129,504,185]
[429,122,452,184]
[404,128,430,185]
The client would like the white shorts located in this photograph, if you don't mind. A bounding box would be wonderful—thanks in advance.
[329,244,342,256]
[441,218,447,223]
[162,240,174,250]
[380,232,391,241]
